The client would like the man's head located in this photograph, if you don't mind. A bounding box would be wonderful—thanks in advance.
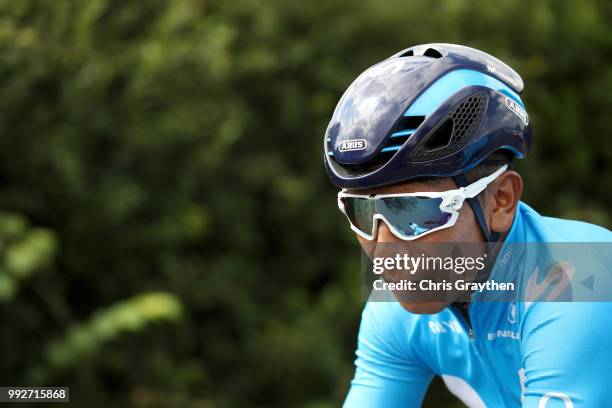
[351,152,521,244]
[324,44,532,313]
[350,152,523,313]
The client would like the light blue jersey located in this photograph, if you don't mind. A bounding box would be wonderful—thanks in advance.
[344,202,612,407]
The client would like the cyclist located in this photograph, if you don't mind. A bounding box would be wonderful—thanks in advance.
[324,43,612,407]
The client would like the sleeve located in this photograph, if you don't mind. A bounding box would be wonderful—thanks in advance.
[343,300,434,408]
[520,302,612,407]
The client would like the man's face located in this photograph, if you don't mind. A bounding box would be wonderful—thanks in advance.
[349,177,486,314]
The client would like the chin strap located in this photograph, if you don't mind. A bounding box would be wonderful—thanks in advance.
[453,173,500,243]
[451,169,508,309]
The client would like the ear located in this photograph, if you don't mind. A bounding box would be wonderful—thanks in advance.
[488,171,522,233]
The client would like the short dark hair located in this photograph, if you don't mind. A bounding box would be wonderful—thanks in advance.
[417,150,515,187]
[464,150,516,183]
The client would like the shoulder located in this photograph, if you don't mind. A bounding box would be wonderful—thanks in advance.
[360,299,423,343]
[518,301,612,357]
[517,202,611,242]
[517,301,612,375]
[359,298,452,356]
[517,302,612,406]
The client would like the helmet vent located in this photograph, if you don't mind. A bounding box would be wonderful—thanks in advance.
[395,115,426,130]
[377,115,425,156]
[397,48,443,59]
[409,92,489,162]
[423,48,443,59]
[327,115,426,176]
[423,118,453,150]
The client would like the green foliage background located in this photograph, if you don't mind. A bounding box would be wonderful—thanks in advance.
[0,0,610,407]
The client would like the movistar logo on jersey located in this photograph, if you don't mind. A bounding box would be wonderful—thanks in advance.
[506,97,529,125]
[338,139,367,152]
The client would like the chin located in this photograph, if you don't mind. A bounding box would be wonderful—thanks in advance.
[398,301,448,314]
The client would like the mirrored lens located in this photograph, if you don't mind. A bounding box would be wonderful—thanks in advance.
[376,197,451,237]
[341,197,375,236]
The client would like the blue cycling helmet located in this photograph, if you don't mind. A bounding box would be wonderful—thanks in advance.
[324,43,532,189]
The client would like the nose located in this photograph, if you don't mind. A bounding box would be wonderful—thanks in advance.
[376,220,400,243]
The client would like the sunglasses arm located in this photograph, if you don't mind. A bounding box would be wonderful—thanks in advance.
[440,165,508,211]
[461,165,508,198]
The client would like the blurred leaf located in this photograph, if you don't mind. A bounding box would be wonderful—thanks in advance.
[5,229,56,278]
[0,271,17,302]
[47,292,183,370]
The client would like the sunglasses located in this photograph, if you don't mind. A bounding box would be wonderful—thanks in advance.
[337,165,507,241]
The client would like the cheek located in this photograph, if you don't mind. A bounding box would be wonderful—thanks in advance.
[356,233,368,246]
[356,234,375,258]
[421,205,483,243]
[452,204,485,242]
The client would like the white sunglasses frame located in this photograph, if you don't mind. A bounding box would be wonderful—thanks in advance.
[337,165,508,241]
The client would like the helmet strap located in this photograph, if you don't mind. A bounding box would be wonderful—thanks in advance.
[452,174,501,243]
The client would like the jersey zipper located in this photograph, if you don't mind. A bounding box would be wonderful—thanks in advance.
[450,303,507,407]
[452,304,508,407]
[452,303,480,355]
